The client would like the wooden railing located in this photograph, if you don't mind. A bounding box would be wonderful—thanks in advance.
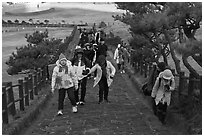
[2,67,48,124]
[130,60,202,110]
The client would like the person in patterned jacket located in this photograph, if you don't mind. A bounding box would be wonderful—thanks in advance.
[51,53,78,115]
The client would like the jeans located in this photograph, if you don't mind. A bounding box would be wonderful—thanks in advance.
[98,75,109,102]
[74,77,87,102]
[58,87,76,110]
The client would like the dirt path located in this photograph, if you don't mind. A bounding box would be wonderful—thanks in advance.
[21,72,183,135]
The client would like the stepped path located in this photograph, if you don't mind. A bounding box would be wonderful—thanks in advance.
[21,71,183,135]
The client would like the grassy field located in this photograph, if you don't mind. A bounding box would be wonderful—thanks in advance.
[2,27,74,84]
[2,3,201,83]
[2,3,122,84]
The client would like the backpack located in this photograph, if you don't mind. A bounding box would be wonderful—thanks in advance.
[142,83,152,96]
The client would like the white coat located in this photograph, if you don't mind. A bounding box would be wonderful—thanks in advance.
[151,72,175,106]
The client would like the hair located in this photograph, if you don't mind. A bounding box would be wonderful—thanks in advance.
[157,62,166,71]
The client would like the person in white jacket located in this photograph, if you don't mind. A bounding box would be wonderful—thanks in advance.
[114,44,125,73]
[151,69,175,124]
[87,55,116,104]
[52,53,78,115]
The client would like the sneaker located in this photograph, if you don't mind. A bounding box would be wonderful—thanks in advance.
[76,102,80,105]
[72,106,78,113]
[57,110,63,116]
[80,101,85,105]
[104,99,111,103]
[98,100,103,104]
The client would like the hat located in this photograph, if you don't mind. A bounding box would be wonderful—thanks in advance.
[118,44,121,48]
[75,48,84,54]
[75,45,81,49]
[100,38,105,41]
[162,69,173,80]
[59,53,67,61]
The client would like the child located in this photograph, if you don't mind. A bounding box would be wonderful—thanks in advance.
[51,53,78,115]
[88,55,116,104]
[151,69,175,124]
[71,48,91,105]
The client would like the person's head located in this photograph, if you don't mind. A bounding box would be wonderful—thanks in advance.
[157,62,166,72]
[162,69,173,84]
[75,48,84,59]
[59,53,67,66]
[100,38,105,45]
[96,55,107,67]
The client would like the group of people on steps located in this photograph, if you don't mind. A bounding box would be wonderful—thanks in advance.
[51,28,116,115]
[51,27,175,125]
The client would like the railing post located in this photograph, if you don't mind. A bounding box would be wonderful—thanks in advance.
[7,82,16,116]
[171,69,176,76]
[178,71,185,99]
[2,86,9,124]
[140,61,143,75]
[46,65,49,80]
[29,73,34,100]
[144,63,147,78]
[40,68,44,84]
[188,73,194,96]
[33,71,38,95]
[18,79,25,111]
[37,69,41,91]
[199,76,202,104]
[24,77,29,106]
[149,64,153,77]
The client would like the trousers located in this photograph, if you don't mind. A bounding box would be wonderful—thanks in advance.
[58,87,76,110]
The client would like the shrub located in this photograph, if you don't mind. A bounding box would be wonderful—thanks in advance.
[5,30,71,75]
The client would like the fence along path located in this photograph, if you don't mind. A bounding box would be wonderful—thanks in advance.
[2,26,79,124]
[130,60,202,115]
[2,68,48,124]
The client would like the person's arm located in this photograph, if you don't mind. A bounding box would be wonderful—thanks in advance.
[51,67,58,92]
[113,49,118,60]
[88,64,98,74]
[170,78,175,91]
[151,77,160,98]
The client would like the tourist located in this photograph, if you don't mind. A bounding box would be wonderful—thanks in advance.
[51,53,78,115]
[151,69,175,124]
[87,55,116,104]
[114,44,125,73]
[71,48,91,105]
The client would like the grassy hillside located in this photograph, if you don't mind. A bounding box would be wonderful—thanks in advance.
[2,4,121,83]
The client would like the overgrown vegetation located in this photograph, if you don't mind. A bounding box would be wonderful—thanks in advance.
[114,2,202,78]
[114,2,202,134]
[6,29,73,75]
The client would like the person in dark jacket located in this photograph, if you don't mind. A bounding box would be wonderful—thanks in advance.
[96,38,108,61]
[87,55,116,104]
[71,48,91,105]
